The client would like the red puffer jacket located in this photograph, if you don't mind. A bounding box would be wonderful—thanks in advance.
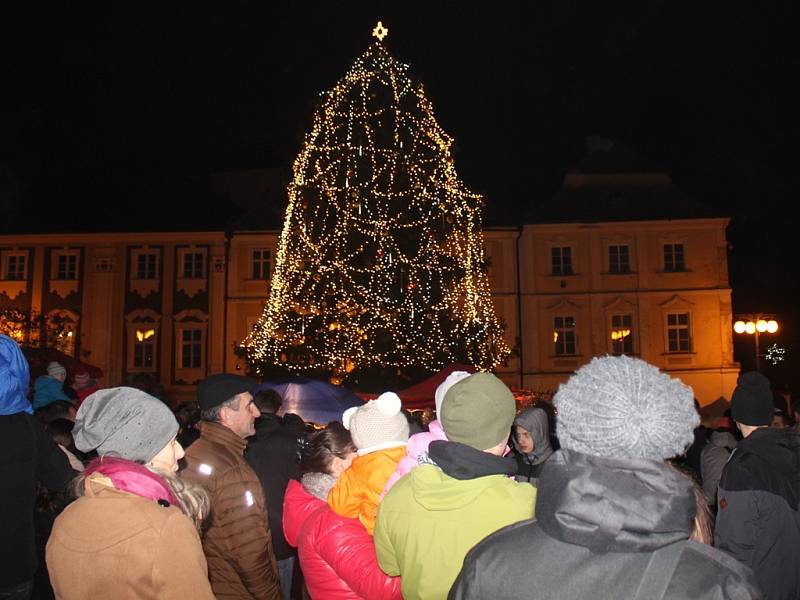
[283,480,402,600]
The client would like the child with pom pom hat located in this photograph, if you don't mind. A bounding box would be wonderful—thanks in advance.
[327,392,409,534]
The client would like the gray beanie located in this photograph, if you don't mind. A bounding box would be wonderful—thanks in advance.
[73,387,179,463]
[554,355,699,461]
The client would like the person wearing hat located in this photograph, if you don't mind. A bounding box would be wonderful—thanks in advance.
[327,391,410,535]
[450,356,759,600]
[0,335,74,599]
[374,372,535,600]
[715,371,800,600]
[181,373,282,600]
[32,361,71,410]
[70,368,99,408]
[382,370,471,494]
[46,386,215,600]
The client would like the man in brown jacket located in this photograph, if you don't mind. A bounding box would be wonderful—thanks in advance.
[183,374,281,600]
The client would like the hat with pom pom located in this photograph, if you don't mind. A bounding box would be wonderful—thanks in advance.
[554,355,699,461]
[342,392,409,455]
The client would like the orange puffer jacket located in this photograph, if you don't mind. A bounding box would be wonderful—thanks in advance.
[327,446,407,535]
[183,421,281,600]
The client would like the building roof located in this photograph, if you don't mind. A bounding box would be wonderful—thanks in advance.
[524,137,728,225]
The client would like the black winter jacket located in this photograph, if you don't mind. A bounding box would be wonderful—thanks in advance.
[246,413,302,560]
[0,413,74,589]
[450,449,760,600]
[716,428,800,600]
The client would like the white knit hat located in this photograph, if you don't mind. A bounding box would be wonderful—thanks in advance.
[434,370,471,420]
[47,361,67,379]
[342,392,409,455]
[554,355,699,461]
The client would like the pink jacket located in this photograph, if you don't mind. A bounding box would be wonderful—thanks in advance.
[383,419,448,494]
[283,480,402,600]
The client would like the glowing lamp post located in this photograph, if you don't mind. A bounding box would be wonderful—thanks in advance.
[733,315,778,371]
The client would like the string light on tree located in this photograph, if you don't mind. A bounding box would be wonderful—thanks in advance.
[245,23,510,382]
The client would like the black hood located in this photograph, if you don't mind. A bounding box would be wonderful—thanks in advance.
[730,427,800,509]
[536,449,694,554]
[428,440,518,480]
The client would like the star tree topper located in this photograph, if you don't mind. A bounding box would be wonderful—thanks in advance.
[372,21,389,41]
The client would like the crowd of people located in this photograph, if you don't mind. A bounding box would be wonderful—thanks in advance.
[2,331,799,599]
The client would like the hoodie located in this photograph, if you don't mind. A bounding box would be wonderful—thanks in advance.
[716,427,800,600]
[374,441,534,600]
[511,407,554,484]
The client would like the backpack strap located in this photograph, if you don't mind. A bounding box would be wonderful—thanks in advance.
[633,541,687,600]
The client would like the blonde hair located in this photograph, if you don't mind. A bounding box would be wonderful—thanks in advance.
[72,464,210,532]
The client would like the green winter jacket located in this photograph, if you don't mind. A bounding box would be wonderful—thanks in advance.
[374,441,536,600]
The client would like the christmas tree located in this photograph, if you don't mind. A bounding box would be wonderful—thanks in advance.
[245,22,509,385]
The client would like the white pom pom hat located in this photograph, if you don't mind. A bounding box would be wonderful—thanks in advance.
[343,392,410,455]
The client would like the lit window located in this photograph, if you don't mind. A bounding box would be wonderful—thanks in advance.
[252,249,271,280]
[551,247,573,276]
[182,252,204,279]
[664,244,685,272]
[553,316,576,355]
[133,328,156,368]
[667,312,691,352]
[611,314,634,355]
[609,245,630,274]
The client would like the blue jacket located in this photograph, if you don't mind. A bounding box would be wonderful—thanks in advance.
[0,334,33,415]
[33,375,71,410]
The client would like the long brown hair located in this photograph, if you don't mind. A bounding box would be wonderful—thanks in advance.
[299,421,356,475]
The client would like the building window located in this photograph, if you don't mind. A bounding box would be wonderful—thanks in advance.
[553,316,576,355]
[182,252,204,279]
[664,243,685,272]
[609,245,630,274]
[667,312,691,352]
[551,246,573,276]
[252,248,271,280]
[133,327,157,369]
[55,253,78,280]
[610,314,634,355]
[135,252,159,279]
[2,252,27,280]
[180,328,203,369]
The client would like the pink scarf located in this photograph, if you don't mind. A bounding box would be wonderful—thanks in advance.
[84,456,178,506]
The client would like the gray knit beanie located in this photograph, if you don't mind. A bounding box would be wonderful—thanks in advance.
[554,355,699,461]
[73,387,179,463]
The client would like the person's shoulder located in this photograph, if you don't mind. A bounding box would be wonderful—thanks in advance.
[464,518,540,561]
[677,541,760,596]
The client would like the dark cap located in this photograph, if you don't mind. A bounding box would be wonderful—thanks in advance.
[197,374,257,412]
[731,371,773,426]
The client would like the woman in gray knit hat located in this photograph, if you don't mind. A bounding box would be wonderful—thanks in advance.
[46,387,215,600]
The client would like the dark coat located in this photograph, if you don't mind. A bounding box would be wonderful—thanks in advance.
[716,428,800,600]
[246,413,302,560]
[0,413,74,589]
[450,449,760,600]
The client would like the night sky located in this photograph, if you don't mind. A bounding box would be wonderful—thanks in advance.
[2,2,798,390]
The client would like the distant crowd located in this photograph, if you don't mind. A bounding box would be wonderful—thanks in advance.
[2,332,799,600]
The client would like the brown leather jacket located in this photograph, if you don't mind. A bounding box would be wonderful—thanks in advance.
[183,421,281,599]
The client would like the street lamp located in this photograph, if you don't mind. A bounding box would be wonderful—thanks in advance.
[733,314,779,371]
